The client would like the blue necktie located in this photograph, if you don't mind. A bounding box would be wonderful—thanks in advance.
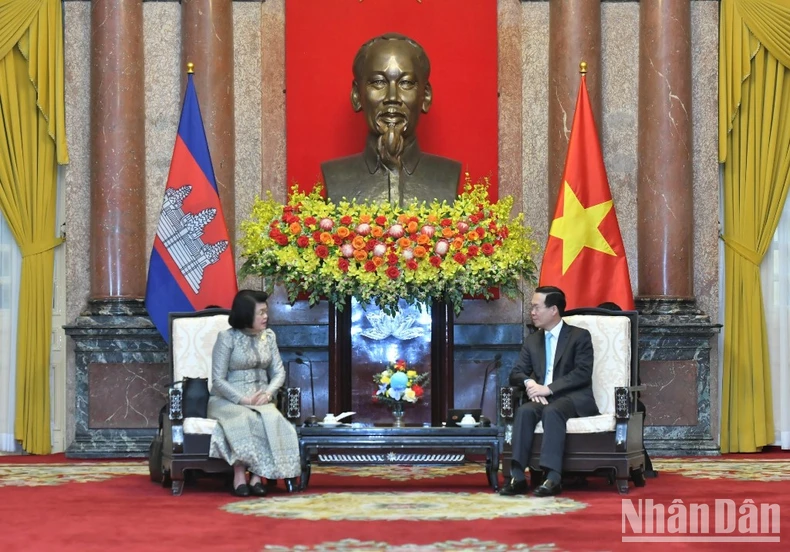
[545,332,554,385]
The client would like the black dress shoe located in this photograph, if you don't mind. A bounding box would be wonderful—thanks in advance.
[284,478,299,493]
[534,479,562,497]
[232,483,251,497]
[249,482,267,497]
[499,479,529,496]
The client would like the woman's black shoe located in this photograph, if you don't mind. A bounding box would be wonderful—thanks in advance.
[284,478,299,493]
[232,483,251,497]
[250,482,267,497]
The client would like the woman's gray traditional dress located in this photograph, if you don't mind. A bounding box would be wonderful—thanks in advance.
[207,328,301,479]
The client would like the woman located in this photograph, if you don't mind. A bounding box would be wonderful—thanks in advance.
[208,289,301,496]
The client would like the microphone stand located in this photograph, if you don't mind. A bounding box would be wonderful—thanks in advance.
[478,353,502,427]
[295,352,317,426]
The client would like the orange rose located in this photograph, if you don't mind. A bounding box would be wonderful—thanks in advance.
[337,227,350,238]
[467,230,479,241]
[398,237,412,249]
[442,227,455,238]
[406,221,418,233]
[416,234,431,245]
[413,245,427,258]
[352,236,366,250]
[426,213,439,223]
[289,222,302,235]
[371,226,384,238]
[452,237,465,250]
[320,232,333,245]
[398,213,410,224]
[359,214,372,224]
[353,249,368,262]
[372,256,384,267]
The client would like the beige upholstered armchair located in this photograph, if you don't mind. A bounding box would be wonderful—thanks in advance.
[499,307,647,494]
[150,309,300,496]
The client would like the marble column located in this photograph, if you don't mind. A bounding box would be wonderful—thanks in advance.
[67,0,167,458]
[637,0,693,299]
[636,1,719,455]
[89,0,146,302]
[181,0,236,239]
[547,0,601,212]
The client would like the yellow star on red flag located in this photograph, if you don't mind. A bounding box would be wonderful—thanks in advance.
[549,181,616,274]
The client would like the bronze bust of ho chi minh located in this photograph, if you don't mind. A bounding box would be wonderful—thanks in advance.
[321,33,462,207]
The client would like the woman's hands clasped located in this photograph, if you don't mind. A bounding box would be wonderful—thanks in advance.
[241,390,273,406]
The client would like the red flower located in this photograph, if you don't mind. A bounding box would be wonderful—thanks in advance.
[440,218,452,227]
[412,384,424,398]
[387,253,399,266]
[406,259,418,271]
[364,260,376,272]
[315,245,329,259]
[296,236,310,248]
[385,266,400,279]
[269,228,282,239]
[275,235,288,246]
[338,258,349,272]
[340,215,353,225]
[375,215,387,226]
[467,245,480,257]
[365,239,378,252]
[429,255,442,267]
[332,234,343,246]
[304,216,317,226]
[500,227,509,238]
[482,243,495,256]
[453,252,468,265]
[312,230,322,242]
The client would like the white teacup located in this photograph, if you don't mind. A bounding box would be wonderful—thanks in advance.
[322,414,338,424]
[459,414,477,426]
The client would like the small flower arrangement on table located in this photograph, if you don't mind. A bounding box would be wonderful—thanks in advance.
[372,360,430,414]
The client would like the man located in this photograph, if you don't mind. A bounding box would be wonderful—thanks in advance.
[321,33,461,207]
[501,286,599,497]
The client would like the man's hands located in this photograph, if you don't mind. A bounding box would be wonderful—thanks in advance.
[525,379,551,405]
[241,390,273,406]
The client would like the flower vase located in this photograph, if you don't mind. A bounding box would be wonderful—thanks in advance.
[392,402,405,428]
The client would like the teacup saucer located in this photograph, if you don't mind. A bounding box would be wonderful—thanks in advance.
[458,422,480,428]
[317,421,342,427]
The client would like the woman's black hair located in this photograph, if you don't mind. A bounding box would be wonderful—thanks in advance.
[228,289,270,329]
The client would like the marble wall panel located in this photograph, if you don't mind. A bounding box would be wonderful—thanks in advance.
[520,2,550,293]
[641,360,699,426]
[690,1,721,436]
[88,363,168,429]
[143,2,181,264]
[234,2,262,264]
[601,2,639,296]
[64,2,92,448]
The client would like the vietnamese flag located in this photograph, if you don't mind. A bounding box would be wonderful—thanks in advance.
[539,71,634,311]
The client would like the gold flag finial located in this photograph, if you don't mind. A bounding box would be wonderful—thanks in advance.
[579,61,587,74]
[187,62,194,74]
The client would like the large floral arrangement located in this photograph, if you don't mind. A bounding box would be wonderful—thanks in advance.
[372,360,429,407]
[240,178,538,315]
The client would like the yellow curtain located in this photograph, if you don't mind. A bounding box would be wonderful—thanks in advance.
[720,0,790,452]
[0,0,68,454]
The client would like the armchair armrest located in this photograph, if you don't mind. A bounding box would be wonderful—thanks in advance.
[167,382,184,454]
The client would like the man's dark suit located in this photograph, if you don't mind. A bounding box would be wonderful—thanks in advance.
[508,322,599,475]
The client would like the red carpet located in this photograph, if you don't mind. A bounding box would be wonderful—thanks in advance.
[1,452,788,551]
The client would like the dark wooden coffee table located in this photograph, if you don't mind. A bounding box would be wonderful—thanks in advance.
[297,426,502,491]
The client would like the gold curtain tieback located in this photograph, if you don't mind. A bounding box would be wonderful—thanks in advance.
[20,237,64,258]
[720,234,761,265]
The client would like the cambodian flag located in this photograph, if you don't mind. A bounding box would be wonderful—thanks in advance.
[145,70,238,342]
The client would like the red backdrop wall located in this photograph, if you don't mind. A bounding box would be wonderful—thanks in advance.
[285,0,498,198]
